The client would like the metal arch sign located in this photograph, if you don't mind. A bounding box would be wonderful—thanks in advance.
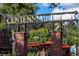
[6,11,78,24]
[6,16,37,24]
[52,14,75,20]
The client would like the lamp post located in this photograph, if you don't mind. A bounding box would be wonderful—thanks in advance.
[12,30,16,55]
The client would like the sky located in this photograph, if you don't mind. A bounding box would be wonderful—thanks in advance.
[36,3,79,12]
[36,3,79,19]
[37,3,79,13]
[36,3,52,14]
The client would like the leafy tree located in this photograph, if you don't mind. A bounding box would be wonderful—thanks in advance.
[63,24,79,46]
[0,3,38,16]
[29,27,49,43]
[49,3,60,9]
[0,22,6,30]
[0,15,6,30]
[63,23,79,55]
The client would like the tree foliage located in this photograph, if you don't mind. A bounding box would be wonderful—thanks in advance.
[0,3,38,16]
[64,24,79,46]
[29,28,49,43]
[49,3,60,9]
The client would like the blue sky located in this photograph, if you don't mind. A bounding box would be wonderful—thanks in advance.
[36,3,52,14]
[36,3,64,14]
[36,3,79,14]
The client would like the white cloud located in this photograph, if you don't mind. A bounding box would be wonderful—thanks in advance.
[52,3,79,13]
[59,3,79,10]
[52,7,63,13]
[41,3,50,7]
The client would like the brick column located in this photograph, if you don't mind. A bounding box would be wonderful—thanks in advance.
[50,31,63,56]
[15,32,27,56]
